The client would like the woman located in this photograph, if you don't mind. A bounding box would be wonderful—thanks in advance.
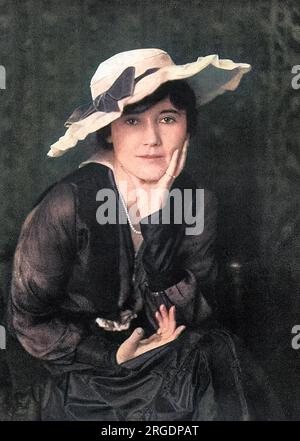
[7,49,281,420]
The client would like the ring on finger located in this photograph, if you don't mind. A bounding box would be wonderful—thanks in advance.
[165,172,176,179]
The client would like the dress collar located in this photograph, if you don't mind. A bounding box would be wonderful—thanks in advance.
[79,149,115,171]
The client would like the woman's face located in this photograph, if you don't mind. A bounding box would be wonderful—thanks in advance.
[108,97,188,182]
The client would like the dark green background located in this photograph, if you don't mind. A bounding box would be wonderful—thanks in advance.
[0,0,299,419]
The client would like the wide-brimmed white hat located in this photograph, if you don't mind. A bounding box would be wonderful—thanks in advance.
[48,48,251,158]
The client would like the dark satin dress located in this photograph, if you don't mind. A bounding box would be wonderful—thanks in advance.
[38,326,283,421]
[7,163,283,421]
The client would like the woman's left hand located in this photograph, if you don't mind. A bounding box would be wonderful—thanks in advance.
[116,305,186,364]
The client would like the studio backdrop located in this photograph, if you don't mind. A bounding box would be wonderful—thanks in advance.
[0,0,299,420]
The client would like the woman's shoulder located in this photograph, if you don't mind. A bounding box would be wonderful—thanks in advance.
[33,163,110,209]
[61,162,110,186]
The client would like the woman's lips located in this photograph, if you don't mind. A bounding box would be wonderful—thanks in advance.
[137,155,163,159]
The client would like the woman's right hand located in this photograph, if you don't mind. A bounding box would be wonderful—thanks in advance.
[116,304,186,365]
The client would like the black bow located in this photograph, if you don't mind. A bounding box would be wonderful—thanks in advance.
[93,66,135,113]
[65,66,136,127]
[64,66,159,128]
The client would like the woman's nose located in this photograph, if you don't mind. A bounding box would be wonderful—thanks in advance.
[143,122,161,146]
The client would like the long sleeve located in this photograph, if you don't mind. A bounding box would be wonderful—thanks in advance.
[140,188,218,329]
[8,183,121,372]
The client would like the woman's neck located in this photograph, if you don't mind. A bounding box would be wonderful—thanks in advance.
[113,159,137,208]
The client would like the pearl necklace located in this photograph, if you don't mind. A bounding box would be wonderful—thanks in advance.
[116,184,142,235]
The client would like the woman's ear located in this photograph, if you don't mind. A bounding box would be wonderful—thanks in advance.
[106,134,112,143]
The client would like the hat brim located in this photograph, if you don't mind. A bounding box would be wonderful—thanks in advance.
[48,54,251,157]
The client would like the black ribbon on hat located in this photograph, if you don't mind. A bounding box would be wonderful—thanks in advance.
[93,66,136,113]
[65,67,159,128]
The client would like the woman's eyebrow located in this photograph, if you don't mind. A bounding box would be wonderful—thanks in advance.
[159,109,183,115]
[122,108,184,117]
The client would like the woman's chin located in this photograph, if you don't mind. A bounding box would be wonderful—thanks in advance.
[135,168,166,182]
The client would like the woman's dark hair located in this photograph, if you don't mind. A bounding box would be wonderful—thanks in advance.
[96,80,198,150]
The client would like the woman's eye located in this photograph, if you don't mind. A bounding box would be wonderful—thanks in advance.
[125,118,139,126]
[161,116,176,124]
